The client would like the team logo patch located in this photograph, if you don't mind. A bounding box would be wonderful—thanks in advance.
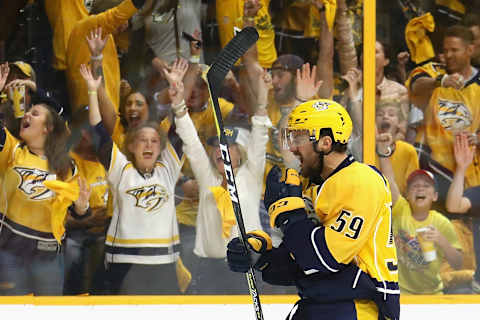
[312,101,331,111]
[126,184,169,212]
[14,167,55,200]
[437,99,472,131]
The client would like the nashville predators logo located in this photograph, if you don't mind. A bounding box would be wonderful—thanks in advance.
[437,99,472,131]
[312,101,331,111]
[126,184,169,212]
[14,167,54,200]
[224,128,234,137]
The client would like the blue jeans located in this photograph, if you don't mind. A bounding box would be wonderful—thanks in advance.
[0,228,64,295]
[63,230,105,295]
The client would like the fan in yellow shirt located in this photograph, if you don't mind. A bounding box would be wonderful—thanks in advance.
[64,107,109,295]
[379,150,463,294]
[407,25,480,189]
[216,0,276,68]
[65,0,146,113]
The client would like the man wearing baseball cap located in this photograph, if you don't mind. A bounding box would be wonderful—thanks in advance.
[379,151,463,294]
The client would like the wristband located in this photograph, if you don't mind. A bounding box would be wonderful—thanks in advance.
[189,55,200,64]
[243,16,255,23]
[172,99,187,115]
[91,54,103,61]
[376,145,393,158]
[88,90,97,95]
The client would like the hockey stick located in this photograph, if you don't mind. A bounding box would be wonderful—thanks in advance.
[203,27,264,320]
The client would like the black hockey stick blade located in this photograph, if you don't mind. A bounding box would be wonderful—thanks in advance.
[207,27,259,97]
[204,27,264,320]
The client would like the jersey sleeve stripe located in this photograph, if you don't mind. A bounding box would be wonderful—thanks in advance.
[166,142,181,166]
[311,226,340,273]
[167,124,184,161]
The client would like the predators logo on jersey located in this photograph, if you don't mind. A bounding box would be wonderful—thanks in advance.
[437,99,472,131]
[13,167,55,200]
[126,184,169,212]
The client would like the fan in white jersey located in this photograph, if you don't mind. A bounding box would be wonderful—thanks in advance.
[164,60,272,293]
[80,64,186,295]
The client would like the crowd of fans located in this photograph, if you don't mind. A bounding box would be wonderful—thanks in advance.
[0,0,479,296]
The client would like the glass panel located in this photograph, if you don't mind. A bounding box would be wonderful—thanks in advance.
[0,0,413,302]
[376,0,480,296]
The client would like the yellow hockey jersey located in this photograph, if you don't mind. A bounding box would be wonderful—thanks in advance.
[302,157,399,289]
[0,129,78,241]
[406,62,480,187]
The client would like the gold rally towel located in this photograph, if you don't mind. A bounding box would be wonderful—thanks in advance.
[324,0,337,32]
[43,179,80,243]
[209,186,237,239]
[405,13,435,64]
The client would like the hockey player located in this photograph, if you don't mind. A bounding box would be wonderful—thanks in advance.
[227,99,400,319]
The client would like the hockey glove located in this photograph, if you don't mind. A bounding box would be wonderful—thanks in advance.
[227,230,273,273]
[264,166,307,231]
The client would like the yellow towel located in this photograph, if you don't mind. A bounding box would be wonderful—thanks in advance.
[209,186,237,239]
[405,12,435,64]
[43,179,80,243]
[176,257,192,293]
[323,0,337,32]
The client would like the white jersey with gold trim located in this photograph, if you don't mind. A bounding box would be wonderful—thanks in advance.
[105,141,184,265]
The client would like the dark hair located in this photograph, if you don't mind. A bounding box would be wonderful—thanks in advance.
[0,100,21,139]
[376,39,391,63]
[319,128,348,153]
[119,90,152,129]
[463,13,480,29]
[124,121,166,164]
[90,0,123,14]
[66,106,91,151]
[444,25,474,45]
[41,103,72,180]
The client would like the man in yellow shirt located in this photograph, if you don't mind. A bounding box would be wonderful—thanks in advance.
[65,0,145,114]
[407,25,480,195]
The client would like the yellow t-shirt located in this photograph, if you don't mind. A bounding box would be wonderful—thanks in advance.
[406,62,480,188]
[216,0,277,68]
[393,196,462,294]
[65,0,138,113]
[44,0,89,70]
[375,140,419,195]
[71,152,108,210]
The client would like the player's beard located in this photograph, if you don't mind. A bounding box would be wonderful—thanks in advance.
[300,151,324,181]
